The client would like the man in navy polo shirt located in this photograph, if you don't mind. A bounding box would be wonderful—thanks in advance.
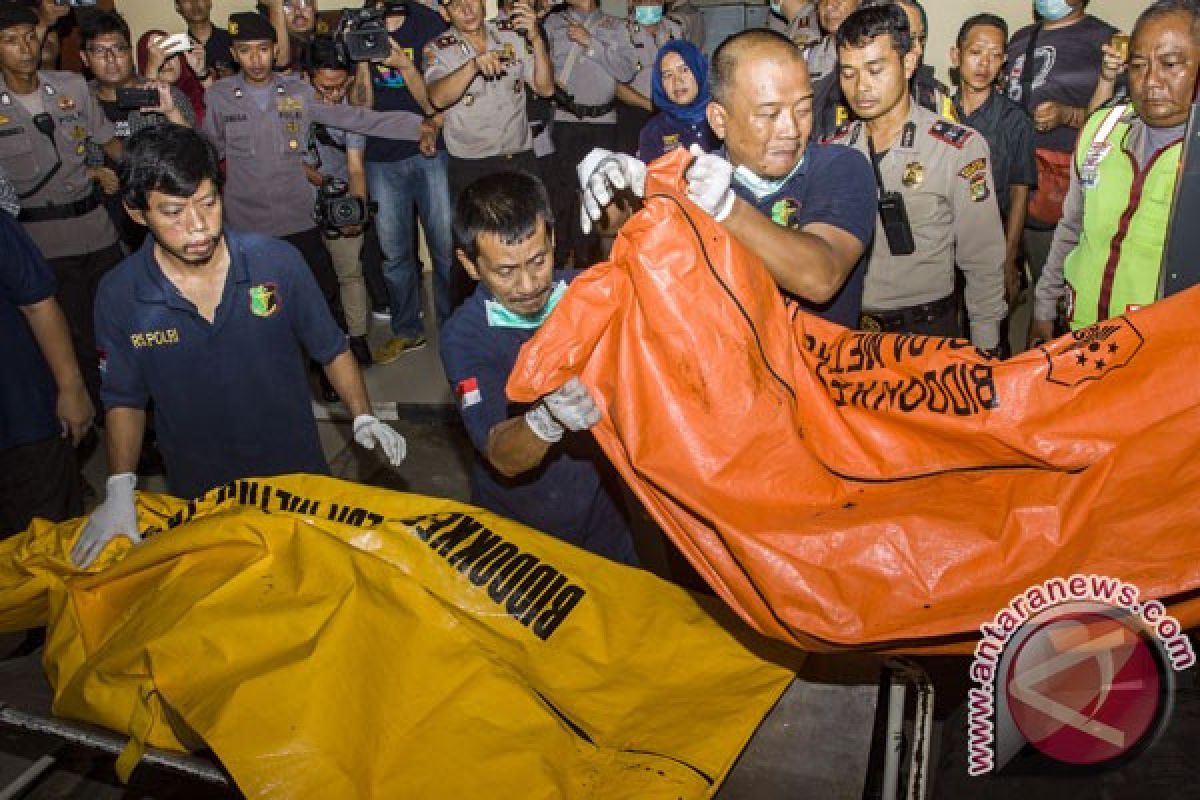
[439,171,637,565]
[579,28,875,328]
[72,125,405,567]
[0,194,93,539]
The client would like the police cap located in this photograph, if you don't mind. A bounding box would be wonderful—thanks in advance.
[228,12,277,43]
[0,4,39,32]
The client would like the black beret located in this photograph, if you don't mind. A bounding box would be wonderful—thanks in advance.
[228,11,277,43]
[0,4,39,33]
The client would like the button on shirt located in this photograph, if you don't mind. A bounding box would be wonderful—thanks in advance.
[544,8,638,125]
[954,90,1038,218]
[0,71,118,259]
[439,275,638,565]
[0,212,60,451]
[202,74,423,237]
[827,103,1007,348]
[729,142,876,328]
[94,230,346,499]
[423,20,537,159]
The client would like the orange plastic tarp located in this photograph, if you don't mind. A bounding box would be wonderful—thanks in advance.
[508,148,1200,653]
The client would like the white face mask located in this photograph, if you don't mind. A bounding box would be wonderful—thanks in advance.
[732,157,805,199]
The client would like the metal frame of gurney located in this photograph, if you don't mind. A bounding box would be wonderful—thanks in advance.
[0,641,938,800]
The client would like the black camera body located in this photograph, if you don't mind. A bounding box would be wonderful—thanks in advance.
[116,87,161,111]
[335,6,393,62]
[314,178,371,233]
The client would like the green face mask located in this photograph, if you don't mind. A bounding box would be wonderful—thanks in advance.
[485,281,568,329]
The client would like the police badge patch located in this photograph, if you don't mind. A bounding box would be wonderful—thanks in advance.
[249,283,280,318]
[958,158,990,203]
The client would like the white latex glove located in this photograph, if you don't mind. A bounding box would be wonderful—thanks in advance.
[72,473,140,568]
[684,144,736,221]
[353,414,407,466]
[577,148,647,234]
[524,377,602,443]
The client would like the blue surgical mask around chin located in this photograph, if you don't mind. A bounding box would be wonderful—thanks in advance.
[732,156,805,199]
[1034,0,1075,22]
[485,281,568,329]
[634,4,664,25]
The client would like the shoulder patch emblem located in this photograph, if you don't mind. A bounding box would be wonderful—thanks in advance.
[434,33,459,48]
[958,157,990,203]
[456,377,483,409]
[930,120,972,149]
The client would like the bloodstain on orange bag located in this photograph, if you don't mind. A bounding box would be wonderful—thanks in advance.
[508,149,1200,653]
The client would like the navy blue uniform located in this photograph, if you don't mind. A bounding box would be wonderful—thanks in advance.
[730,142,876,328]
[95,230,346,499]
[439,276,637,565]
[637,112,714,163]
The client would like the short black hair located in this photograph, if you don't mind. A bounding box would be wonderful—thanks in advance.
[957,12,1008,48]
[120,124,224,211]
[836,3,912,57]
[81,10,131,50]
[453,171,554,263]
[710,28,803,105]
[305,35,349,73]
[1133,0,1200,45]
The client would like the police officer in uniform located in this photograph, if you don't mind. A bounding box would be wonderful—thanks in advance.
[202,13,424,341]
[543,0,637,265]
[613,0,684,157]
[424,0,553,200]
[828,5,1005,351]
[0,4,123,410]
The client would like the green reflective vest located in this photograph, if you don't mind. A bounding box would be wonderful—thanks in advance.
[1063,105,1181,329]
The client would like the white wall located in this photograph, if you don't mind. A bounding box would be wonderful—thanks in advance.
[115,0,1142,82]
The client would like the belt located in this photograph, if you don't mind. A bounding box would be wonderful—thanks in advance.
[18,188,103,223]
[859,294,957,332]
[571,100,615,118]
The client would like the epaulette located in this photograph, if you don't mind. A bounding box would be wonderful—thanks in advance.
[929,119,973,149]
[495,17,516,32]
[823,120,855,144]
[433,33,460,49]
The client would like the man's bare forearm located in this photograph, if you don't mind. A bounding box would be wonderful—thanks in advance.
[105,407,147,475]
[485,414,552,478]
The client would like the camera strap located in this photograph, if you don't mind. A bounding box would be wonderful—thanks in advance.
[19,112,63,201]
[866,133,888,199]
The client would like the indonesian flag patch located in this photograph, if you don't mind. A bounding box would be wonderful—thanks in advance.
[456,377,482,409]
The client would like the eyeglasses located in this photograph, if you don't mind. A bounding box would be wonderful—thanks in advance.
[86,44,132,60]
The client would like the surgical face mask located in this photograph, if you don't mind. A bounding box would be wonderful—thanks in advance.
[769,0,782,15]
[634,4,664,25]
[1034,0,1075,22]
[732,156,805,200]
[485,281,568,329]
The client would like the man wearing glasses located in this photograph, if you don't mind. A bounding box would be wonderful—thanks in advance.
[0,4,124,412]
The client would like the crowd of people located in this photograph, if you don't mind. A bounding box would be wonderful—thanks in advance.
[1,0,1196,580]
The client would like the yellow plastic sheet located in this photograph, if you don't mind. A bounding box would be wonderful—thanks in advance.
[0,474,793,799]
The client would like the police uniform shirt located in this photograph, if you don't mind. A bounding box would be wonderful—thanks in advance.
[805,34,838,84]
[953,89,1038,219]
[438,274,638,566]
[202,73,422,237]
[0,71,118,260]
[0,212,60,451]
[423,19,537,159]
[94,230,345,500]
[728,142,876,328]
[625,17,683,100]
[827,103,1007,349]
[668,0,704,48]
[544,8,638,125]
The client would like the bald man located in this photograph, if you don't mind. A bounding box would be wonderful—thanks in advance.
[579,29,876,326]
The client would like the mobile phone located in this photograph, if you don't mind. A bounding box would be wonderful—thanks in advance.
[54,0,98,6]
[159,33,195,56]
[878,192,916,256]
[116,87,161,111]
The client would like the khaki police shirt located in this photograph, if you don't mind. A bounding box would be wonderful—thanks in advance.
[805,34,838,84]
[625,17,684,100]
[827,102,1007,349]
[544,8,638,125]
[0,71,118,259]
[202,73,423,237]
[424,20,536,159]
[669,0,705,49]
[767,3,821,52]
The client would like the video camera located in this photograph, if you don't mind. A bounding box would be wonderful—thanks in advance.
[334,1,409,62]
[314,177,374,236]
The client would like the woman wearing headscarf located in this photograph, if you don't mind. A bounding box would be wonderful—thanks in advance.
[637,39,715,163]
[138,29,209,127]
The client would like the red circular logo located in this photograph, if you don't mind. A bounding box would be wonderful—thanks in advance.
[1005,610,1164,766]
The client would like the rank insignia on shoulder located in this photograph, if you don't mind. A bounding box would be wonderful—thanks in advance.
[930,120,972,148]
[434,33,459,48]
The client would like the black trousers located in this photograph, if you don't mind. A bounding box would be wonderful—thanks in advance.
[859,294,962,338]
[546,121,616,267]
[615,101,653,157]
[283,227,344,330]
[0,436,82,539]
[49,243,124,412]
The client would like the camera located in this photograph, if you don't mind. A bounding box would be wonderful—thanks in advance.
[54,0,98,7]
[116,87,162,111]
[314,178,372,234]
[335,4,403,62]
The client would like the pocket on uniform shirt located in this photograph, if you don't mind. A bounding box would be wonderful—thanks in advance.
[0,126,39,182]
[226,123,255,156]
